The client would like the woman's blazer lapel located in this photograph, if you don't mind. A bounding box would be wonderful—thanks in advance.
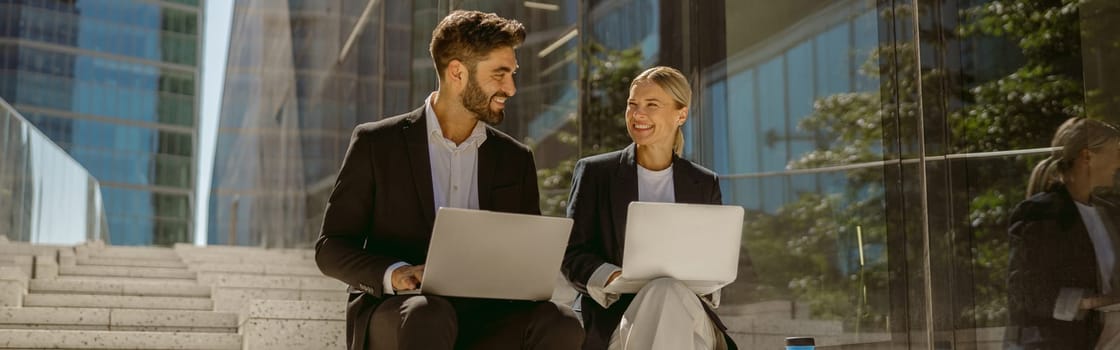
[610,144,639,255]
[672,156,709,205]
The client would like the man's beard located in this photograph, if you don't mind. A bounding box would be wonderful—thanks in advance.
[462,76,505,125]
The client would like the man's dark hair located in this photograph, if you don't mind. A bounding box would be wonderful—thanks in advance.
[430,10,526,76]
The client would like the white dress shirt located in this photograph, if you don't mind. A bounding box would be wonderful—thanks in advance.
[383,93,488,294]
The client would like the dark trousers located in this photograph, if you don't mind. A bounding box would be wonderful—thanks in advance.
[368,295,584,350]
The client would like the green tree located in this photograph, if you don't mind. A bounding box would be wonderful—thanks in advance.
[953,0,1084,326]
[538,44,644,216]
[741,39,905,330]
[745,0,1088,331]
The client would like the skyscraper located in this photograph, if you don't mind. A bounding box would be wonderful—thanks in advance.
[208,0,423,247]
[0,0,201,245]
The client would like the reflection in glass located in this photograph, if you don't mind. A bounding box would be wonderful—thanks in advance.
[209,0,424,247]
[712,0,887,346]
[938,0,1118,347]
[0,0,200,246]
[0,98,109,244]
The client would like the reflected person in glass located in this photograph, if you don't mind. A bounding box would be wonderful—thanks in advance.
[1005,117,1120,349]
[562,66,736,350]
[315,10,583,350]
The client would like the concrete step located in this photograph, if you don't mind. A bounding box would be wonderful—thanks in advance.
[23,294,212,310]
[720,315,844,335]
[0,329,240,349]
[179,253,313,265]
[0,243,70,257]
[241,299,346,323]
[78,257,187,268]
[0,307,237,333]
[198,273,343,291]
[0,256,32,282]
[173,243,313,257]
[240,300,346,349]
[91,247,180,260]
[60,265,195,279]
[30,279,210,298]
[188,262,321,276]
[56,275,200,285]
[212,286,347,312]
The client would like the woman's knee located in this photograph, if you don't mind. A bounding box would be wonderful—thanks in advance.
[641,277,689,293]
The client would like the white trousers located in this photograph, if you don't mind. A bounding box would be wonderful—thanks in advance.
[1098,311,1120,349]
[608,278,724,350]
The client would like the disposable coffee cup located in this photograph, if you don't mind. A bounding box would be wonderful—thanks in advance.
[785,336,815,350]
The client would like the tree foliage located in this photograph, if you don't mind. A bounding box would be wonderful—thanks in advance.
[538,44,644,216]
[742,0,1089,330]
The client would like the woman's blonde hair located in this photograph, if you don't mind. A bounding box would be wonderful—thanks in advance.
[631,66,691,156]
[1026,117,1120,197]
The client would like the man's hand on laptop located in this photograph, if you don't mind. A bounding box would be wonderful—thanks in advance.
[392,265,425,292]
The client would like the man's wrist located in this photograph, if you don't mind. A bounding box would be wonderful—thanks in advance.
[383,262,411,294]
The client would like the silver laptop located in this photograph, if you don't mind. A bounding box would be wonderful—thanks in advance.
[603,202,744,295]
[408,207,573,300]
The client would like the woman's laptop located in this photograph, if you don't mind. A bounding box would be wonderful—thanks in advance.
[407,208,573,301]
[602,202,744,295]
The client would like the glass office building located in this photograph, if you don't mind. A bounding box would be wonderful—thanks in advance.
[0,0,200,246]
[206,0,1120,347]
[208,0,424,247]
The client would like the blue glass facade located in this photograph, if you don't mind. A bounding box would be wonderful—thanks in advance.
[208,0,420,247]
[714,6,880,212]
[0,0,199,246]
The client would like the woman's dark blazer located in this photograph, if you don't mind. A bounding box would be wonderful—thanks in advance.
[561,143,737,350]
[1005,186,1106,349]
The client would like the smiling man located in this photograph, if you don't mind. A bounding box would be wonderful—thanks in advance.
[315,10,583,350]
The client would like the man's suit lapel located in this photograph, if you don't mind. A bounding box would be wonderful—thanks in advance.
[611,144,639,250]
[403,108,436,225]
[477,128,497,210]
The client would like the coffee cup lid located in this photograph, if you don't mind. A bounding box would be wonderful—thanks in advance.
[785,337,815,346]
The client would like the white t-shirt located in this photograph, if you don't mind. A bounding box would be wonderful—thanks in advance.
[1077,201,1115,293]
[637,164,675,203]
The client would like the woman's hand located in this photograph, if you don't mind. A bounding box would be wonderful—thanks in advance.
[606,270,622,286]
[1081,293,1120,310]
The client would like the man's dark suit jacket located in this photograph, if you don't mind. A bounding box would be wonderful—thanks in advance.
[1006,186,1106,349]
[560,144,738,350]
[315,107,541,349]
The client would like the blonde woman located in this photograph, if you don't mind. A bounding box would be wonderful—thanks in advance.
[1006,117,1120,349]
[562,66,735,350]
